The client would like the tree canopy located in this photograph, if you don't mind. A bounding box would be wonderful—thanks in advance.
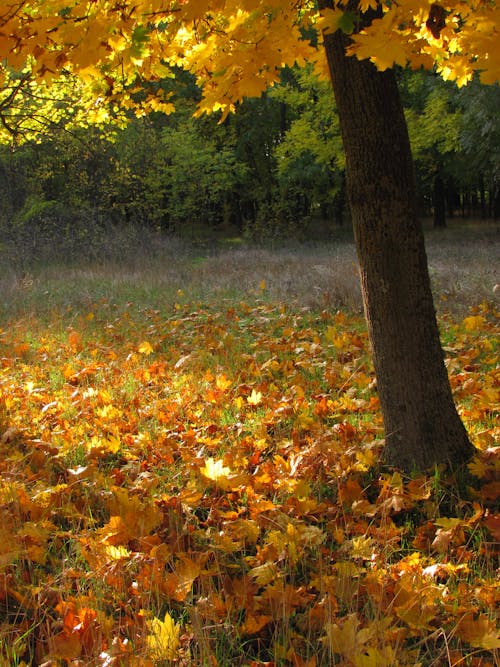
[1,1,498,126]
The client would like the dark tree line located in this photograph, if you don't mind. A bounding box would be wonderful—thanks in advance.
[0,67,498,267]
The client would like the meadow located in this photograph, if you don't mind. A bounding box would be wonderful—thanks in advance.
[0,224,498,666]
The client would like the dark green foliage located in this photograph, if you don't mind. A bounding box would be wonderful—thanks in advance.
[0,67,498,269]
[401,71,500,222]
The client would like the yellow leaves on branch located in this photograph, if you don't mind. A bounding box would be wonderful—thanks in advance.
[317,1,499,87]
[1,0,496,128]
[344,1,500,86]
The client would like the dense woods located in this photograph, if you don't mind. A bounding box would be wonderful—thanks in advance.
[0,67,499,267]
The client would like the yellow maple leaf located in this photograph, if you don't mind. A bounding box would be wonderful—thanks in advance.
[457,612,500,649]
[138,340,154,355]
[0,525,22,567]
[106,488,162,540]
[232,518,260,544]
[249,561,278,585]
[359,0,379,12]
[216,373,232,391]
[241,613,272,635]
[350,535,374,560]
[146,611,180,660]
[463,315,487,332]
[247,389,262,405]
[434,517,463,530]
[353,645,396,667]
[95,405,123,421]
[105,544,131,560]
[88,434,121,455]
[325,614,360,656]
[468,456,486,478]
[200,457,232,484]
[163,554,201,602]
[317,7,342,35]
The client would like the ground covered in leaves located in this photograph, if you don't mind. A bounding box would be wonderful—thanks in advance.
[0,296,498,666]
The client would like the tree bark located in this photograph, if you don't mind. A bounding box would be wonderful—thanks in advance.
[318,2,475,471]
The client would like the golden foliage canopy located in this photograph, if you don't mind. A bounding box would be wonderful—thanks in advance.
[0,1,498,121]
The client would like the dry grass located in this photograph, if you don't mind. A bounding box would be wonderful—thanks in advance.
[0,221,498,318]
[424,223,499,312]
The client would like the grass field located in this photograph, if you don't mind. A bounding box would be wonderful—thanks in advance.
[0,223,498,666]
[1,221,498,317]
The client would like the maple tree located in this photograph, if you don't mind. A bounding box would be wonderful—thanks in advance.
[2,0,498,470]
[0,4,499,663]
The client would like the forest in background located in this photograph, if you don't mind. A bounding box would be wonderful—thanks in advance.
[0,65,499,271]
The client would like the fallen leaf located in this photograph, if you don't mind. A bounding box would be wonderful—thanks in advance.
[145,611,180,660]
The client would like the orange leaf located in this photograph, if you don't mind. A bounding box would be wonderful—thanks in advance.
[48,631,82,660]
[338,478,365,506]
[13,341,30,356]
[456,612,500,649]
[163,554,201,602]
[68,330,83,352]
[241,613,272,635]
[483,514,500,541]
[290,654,317,667]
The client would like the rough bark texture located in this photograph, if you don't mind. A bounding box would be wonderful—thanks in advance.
[319,2,475,471]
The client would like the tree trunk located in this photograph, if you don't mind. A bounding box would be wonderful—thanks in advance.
[446,179,458,218]
[319,2,475,472]
[493,180,500,220]
[433,168,447,228]
[479,174,487,219]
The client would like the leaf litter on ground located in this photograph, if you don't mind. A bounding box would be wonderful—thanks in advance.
[0,297,498,666]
